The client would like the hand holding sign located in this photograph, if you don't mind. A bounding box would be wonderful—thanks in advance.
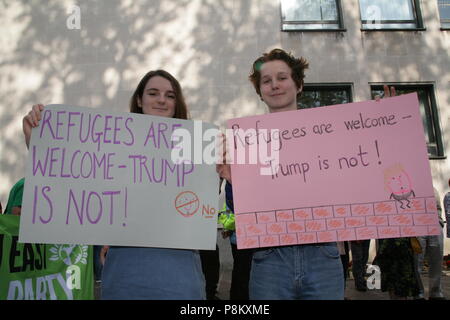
[23,104,45,148]
[374,85,396,101]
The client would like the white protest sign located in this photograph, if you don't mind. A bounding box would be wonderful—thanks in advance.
[19,105,219,250]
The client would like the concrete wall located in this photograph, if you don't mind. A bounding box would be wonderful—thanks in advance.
[1,0,449,252]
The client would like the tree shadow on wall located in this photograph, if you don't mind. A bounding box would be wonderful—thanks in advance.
[0,0,279,198]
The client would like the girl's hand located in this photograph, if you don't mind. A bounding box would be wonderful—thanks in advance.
[23,104,45,148]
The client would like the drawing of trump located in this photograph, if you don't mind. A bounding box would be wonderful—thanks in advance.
[384,163,415,209]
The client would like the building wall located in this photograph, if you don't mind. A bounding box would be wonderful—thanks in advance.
[1,0,449,252]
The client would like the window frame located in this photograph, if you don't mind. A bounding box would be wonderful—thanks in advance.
[369,83,445,159]
[298,83,354,109]
[438,0,450,30]
[280,0,346,32]
[359,0,425,31]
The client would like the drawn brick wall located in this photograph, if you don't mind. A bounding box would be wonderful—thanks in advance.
[236,197,439,249]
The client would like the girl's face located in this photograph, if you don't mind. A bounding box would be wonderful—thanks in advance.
[259,60,301,113]
[139,76,176,118]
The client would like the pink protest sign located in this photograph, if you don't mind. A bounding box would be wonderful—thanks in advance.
[228,94,440,249]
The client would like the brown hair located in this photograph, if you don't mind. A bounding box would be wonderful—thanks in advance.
[129,70,188,120]
[249,48,309,98]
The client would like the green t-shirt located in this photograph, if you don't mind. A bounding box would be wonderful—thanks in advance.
[5,178,25,215]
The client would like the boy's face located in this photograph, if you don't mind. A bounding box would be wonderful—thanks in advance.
[259,60,301,113]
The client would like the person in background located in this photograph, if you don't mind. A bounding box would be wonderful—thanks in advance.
[220,181,252,300]
[443,178,450,239]
[199,179,223,300]
[337,241,351,299]
[4,178,25,216]
[199,245,221,300]
[413,188,446,300]
[350,240,371,292]
[93,245,105,282]
[377,236,420,299]
[375,112,422,299]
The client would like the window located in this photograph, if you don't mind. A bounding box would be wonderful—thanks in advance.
[370,84,444,158]
[359,0,423,30]
[298,84,352,109]
[281,0,344,31]
[438,0,450,29]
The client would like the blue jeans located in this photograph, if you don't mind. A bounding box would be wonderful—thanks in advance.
[101,247,205,300]
[249,243,344,300]
[414,232,445,298]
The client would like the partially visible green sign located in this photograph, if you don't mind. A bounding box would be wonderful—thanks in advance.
[0,215,94,300]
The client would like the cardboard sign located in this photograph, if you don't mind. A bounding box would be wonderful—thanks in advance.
[19,105,219,250]
[228,94,440,249]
